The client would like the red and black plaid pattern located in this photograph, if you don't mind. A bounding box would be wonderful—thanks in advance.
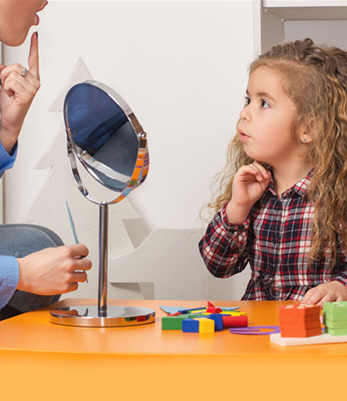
[199,170,347,300]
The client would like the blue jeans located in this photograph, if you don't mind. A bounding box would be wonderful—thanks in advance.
[0,224,63,320]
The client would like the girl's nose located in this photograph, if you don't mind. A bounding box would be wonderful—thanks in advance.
[240,105,250,121]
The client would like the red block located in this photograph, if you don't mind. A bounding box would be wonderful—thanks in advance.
[222,315,248,328]
[206,307,222,314]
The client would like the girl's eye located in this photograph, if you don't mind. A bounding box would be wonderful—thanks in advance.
[261,99,270,108]
[244,96,251,106]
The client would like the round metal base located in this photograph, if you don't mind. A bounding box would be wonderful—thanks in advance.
[50,305,155,327]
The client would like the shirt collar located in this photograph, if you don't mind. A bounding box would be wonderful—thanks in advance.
[265,168,314,198]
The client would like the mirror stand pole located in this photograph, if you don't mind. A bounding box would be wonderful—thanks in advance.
[98,202,109,317]
[49,199,155,327]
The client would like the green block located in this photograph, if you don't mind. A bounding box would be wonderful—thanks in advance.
[161,314,206,330]
[162,315,187,330]
[323,312,347,324]
[323,301,347,315]
[326,326,347,336]
[324,318,347,329]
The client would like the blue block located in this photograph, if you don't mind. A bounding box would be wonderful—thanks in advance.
[178,307,205,314]
[208,314,224,331]
[182,318,199,333]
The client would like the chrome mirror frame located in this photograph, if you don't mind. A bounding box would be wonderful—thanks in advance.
[64,80,149,205]
[50,81,155,327]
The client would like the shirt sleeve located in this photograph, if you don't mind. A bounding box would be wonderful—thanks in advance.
[0,141,18,310]
[333,274,347,287]
[0,141,17,177]
[329,243,347,287]
[0,255,19,310]
[198,204,251,278]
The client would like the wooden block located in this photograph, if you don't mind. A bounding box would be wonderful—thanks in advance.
[279,304,320,317]
[280,327,322,338]
[206,306,222,314]
[323,302,347,334]
[182,319,199,333]
[279,314,319,324]
[222,311,247,316]
[323,313,347,323]
[162,314,205,330]
[186,309,207,314]
[207,314,224,331]
[197,318,215,334]
[280,320,321,331]
[222,315,248,328]
[162,315,186,330]
[178,307,206,314]
[279,304,321,338]
[323,301,347,315]
[198,310,247,316]
[326,327,347,336]
[324,318,347,329]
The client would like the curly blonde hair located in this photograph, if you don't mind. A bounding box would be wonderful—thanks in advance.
[209,38,347,268]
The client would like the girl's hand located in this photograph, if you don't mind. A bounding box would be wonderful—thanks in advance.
[225,161,271,223]
[0,32,40,153]
[301,281,347,306]
[17,244,92,295]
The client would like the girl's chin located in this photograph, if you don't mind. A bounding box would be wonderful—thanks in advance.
[245,151,267,165]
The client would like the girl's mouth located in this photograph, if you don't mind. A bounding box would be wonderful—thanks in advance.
[238,129,250,141]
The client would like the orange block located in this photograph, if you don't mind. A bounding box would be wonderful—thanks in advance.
[279,304,322,338]
[280,327,322,338]
[279,304,320,317]
[279,314,319,324]
[279,320,321,331]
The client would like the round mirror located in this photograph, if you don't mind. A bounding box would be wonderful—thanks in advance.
[63,80,149,205]
[50,80,155,327]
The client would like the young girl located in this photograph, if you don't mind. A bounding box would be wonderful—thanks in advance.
[199,38,347,306]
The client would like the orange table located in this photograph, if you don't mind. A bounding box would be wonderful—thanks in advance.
[0,299,346,400]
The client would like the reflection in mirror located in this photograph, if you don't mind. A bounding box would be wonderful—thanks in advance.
[64,81,148,202]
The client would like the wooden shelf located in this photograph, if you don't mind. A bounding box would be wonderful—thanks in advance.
[263,0,347,20]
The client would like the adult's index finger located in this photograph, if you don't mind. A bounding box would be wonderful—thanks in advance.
[28,32,40,79]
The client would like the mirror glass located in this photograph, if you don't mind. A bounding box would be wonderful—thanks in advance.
[64,80,148,204]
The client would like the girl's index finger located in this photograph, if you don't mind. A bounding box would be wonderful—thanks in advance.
[253,161,271,180]
[0,63,6,82]
[28,32,40,80]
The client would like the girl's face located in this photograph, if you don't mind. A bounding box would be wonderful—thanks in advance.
[238,66,304,168]
[0,0,48,46]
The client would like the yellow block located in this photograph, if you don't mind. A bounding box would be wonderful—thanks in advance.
[196,318,215,333]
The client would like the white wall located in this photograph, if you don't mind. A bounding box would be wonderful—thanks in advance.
[2,0,255,300]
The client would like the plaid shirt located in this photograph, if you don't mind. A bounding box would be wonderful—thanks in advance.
[199,170,347,301]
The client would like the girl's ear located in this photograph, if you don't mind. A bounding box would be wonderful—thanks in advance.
[300,118,315,144]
